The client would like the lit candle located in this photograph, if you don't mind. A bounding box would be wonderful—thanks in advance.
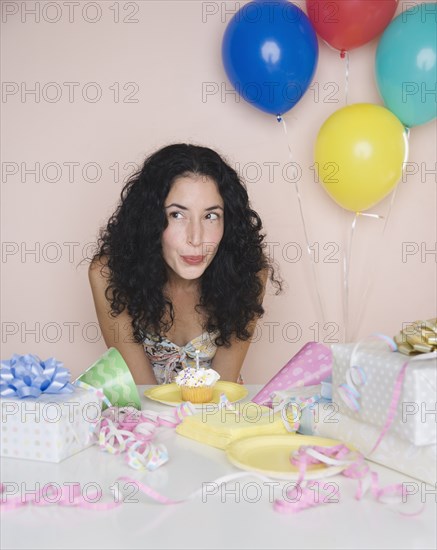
[195,349,200,370]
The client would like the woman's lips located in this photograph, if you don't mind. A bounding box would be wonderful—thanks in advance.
[181,255,205,265]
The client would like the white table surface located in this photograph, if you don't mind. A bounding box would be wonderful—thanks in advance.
[1,385,436,550]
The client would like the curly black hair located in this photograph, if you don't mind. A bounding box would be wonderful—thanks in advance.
[91,143,282,347]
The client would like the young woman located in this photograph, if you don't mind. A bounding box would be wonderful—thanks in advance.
[89,143,282,384]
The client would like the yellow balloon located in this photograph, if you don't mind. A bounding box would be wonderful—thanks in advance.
[315,103,408,212]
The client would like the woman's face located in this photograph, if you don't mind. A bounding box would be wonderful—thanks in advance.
[161,174,224,283]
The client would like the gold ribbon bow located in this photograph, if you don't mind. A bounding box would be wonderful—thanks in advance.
[394,318,437,355]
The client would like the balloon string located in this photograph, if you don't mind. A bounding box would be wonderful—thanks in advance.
[344,51,350,105]
[343,212,358,343]
[349,201,393,342]
[278,116,327,327]
[343,211,388,342]
[349,127,409,340]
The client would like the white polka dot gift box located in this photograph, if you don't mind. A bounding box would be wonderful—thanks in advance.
[0,354,102,463]
[314,406,437,485]
[314,337,437,484]
[332,339,436,446]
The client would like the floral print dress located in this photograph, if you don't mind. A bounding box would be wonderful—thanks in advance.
[143,330,244,385]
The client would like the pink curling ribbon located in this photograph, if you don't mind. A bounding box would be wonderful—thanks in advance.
[91,402,196,470]
[0,445,422,515]
[272,444,421,515]
[0,472,277,512]
[367,359,408,455]
[0,401,199,511]
[0,481,122,511]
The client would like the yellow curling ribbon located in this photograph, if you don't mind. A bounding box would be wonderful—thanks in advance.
[394,318,437,356]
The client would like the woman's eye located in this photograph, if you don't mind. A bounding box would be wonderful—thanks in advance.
[205,212,220,220]
[169,211,183,219]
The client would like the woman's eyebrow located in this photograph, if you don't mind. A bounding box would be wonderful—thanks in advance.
[164,203,188,210]
[165,203,224,211]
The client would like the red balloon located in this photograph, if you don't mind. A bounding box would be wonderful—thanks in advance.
[306,0,398,52]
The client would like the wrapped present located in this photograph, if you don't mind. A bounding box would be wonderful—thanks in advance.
[0,354,103,463]
[314,411,436,485]
[314,336,437,483]
[252,342,332,406]
[330,339,436,446]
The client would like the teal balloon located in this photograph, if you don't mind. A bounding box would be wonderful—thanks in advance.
[375,2,437,127]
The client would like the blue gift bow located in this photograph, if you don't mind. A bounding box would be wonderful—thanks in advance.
[0,354,74,398]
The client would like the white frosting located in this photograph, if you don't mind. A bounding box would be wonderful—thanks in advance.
[175,367,220,388]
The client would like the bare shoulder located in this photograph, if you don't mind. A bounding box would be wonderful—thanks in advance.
[257,265,269,303]
[88,255,111,291]
[259,266,269,285]
[88,256,110,295]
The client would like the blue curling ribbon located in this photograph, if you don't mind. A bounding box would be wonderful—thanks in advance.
[0,354,74,399]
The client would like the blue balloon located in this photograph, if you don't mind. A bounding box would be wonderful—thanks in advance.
[375,2,437,127]
[222,0,319,116]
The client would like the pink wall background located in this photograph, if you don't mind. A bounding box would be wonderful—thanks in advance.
[2,0,436,382]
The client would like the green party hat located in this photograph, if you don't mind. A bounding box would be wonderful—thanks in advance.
[76,348,141,409]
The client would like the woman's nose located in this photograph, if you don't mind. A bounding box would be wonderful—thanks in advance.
[187,220,203,247]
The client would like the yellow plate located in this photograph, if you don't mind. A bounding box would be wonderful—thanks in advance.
[144,381,248,408]
[226,434,350,480]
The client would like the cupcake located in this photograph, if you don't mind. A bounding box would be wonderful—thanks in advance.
[175,366,220,403]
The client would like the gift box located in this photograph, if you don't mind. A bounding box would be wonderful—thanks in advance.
[0,386,102,463]
[331,340,436,446]
[0,353,103,463]
[314,411,437,485]
[252,342,332,406]
[315,339,437,484]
